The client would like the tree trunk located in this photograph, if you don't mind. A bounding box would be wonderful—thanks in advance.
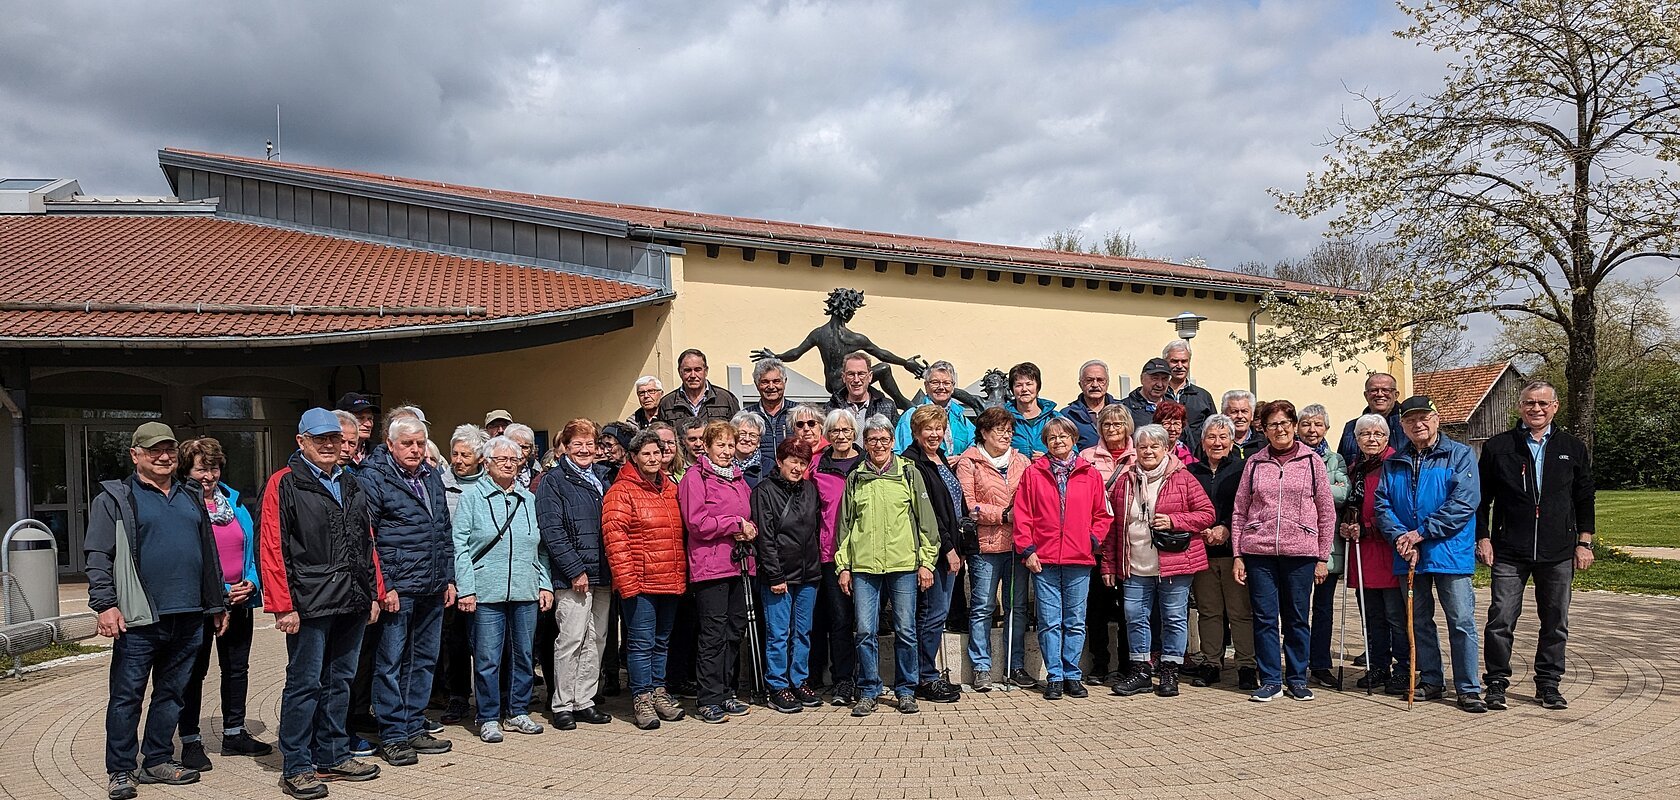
[1564,290,1599,449]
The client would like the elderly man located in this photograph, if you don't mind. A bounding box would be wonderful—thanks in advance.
[1162,340,1215,449]
[744,358,794,466]
[1118,358,1172,432]
[1336,373,1405,466]
[355,415,456,765]
[87,422,228,800]
[894,361,974,454]
[1375,396,1485,713]
[629,377,663,428]
[337,393,380,463]
[260,409,385,798]
[484,410,512,439]
[1220,390,1264,459]
[656,349,741,424]
[1477,380,1594,711]
[1061,359,1121,451]
[829,351,898,424]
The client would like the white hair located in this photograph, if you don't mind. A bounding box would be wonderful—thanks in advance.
[1354,413,1391,437]
[635,375,663,392]
[752,359,785,383]
[789,403,825,426]
[1133,424,1173,448]
[503,423,535,445]
[483,435,524,460]
[1221,389,1255,411]
[1201,414,1236,441]
[731,410,766,434]
[925,360,958,384]
[823,407,861,435]
[387,416,430,442]
[1299,404,1329,425]
[1163,339,1192,358]
[862,414,896,439]
[1078,359,1109,377]
[332,409,358,428]
[449,424,488,451]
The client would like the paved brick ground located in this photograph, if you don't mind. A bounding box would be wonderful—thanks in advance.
[4,587,1679,800]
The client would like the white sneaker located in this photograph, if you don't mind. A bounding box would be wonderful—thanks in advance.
[479,721,503,743]
[503,714,544,735]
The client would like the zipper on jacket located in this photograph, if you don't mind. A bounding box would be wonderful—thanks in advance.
[1274,462,1285,556]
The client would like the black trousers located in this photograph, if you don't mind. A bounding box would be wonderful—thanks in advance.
[808,562,856,687]
[348,617,379,725]
[693,576,746,707]
[1484,557,1573,689]
[666,591,700,686]
[438,606,473,701]
[1085,566,1127,674]
[181,606,256,737]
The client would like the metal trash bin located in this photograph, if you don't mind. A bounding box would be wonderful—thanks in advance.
[3,520,59,625]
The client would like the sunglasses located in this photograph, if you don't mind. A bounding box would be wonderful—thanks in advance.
[794,420,820,428]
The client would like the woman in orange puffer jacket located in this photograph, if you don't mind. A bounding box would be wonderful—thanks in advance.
[603,430,688,730]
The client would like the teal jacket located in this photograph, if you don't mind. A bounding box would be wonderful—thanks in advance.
[1008,397,1060,459]
[452,478,552,603]
[218,483,262,607]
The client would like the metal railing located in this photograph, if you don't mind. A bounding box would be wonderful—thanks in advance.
[3,519,97,678]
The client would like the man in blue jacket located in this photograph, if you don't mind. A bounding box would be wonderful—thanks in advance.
[1060,359,1121,451]
[1374,395,1486,713]
[1336,373,1405,466]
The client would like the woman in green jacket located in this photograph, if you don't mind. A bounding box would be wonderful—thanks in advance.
[835,415,938,717]
[1298,404,1351,689]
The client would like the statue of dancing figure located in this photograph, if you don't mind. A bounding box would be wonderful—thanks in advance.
[751,288,928,411]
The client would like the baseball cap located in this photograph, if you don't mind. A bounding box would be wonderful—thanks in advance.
[1397,395,1437,417]
[485,409,513,427]
[601,422,634,450]
[299,408,344,436]
[131,422,177,449]
[1141,357,1172,376]
[336,392,380,415]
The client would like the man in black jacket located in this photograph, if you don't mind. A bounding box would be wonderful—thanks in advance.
[1476,380,1595,711]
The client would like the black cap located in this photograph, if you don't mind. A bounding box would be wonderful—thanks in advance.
[600,422,634,450]
[1397,395,1436,416]
[336,392,380,415]
[1141,357,1172,376]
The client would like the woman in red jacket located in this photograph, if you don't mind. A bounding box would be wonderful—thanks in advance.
[1012,417,1112,701]
[1105,424,1215,699]
[603,430,689,731]
[1341,413,1405,693]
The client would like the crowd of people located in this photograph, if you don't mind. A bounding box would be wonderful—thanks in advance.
[86,341,1597,800]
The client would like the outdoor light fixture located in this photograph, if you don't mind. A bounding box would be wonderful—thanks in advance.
[1169,311,1207,340]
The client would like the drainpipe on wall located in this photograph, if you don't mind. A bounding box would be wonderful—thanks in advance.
[1247,307,1264,396]
[0,388,23,525]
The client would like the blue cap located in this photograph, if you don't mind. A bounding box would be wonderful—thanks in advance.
[299,407,342,436]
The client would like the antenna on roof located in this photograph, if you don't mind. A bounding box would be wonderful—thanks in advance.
[267,105,281,161]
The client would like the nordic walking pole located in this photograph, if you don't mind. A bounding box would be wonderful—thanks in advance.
[1336,548,1351,692]
[999,551,1015,693]
[1352,533,1372,696]
[1405,562,1417,711]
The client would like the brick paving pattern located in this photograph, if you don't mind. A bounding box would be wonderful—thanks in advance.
[3,587,1678,799]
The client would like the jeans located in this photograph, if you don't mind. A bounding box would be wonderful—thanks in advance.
[1123,574,1192,664]
[551,586,612,712]
[967,552,1029,673]
[915,566,957,685]
[809,562,856,687]
[693,577,747,707]
[1309,571,1341,670]
[1412,572,1481,695]
[1246,555,1315,688]
[106,612,204,774]
[761,581,817,690]
[372,593,445,743]
[1033,565,1091,681]
[1360,587,1409,674]
[1085,566,1126,674]
[852,571,919,698]
[1484,558,1573,689]
[1192,557,1254,669]
[472,601,537,723]
[181,606,254,740]
[624,593,678,696]
[279,612,366,778]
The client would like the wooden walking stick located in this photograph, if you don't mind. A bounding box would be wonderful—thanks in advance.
[1405,563,1417,711]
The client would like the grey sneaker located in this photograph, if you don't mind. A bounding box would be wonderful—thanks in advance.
[135,762,200,785]
[896,692,920,714]
[316,757,379,782]
[967,669,993,692]
[278,772,327,800]
[651,687,686,721]
[107,771,138,800]
[850,696,878,717]
[479,720,504,743]
[503,714,544,735]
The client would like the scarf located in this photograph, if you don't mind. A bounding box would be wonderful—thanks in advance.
[985,448,1012,472]
[1309,439,1329,458]
[1129,459,1170,522]
[735,451,763,476]
[700,454,742,481]
[204,487,237,526]
[1048,453,1078,494]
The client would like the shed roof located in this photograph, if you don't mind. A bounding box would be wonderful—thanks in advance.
[1414,362,1514,425]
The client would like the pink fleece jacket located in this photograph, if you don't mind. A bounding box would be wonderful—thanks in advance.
[1230,441,1338,561]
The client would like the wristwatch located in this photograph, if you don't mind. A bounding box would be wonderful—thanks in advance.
[1576,540,1595,551]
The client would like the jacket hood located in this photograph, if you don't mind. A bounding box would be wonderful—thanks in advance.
[220,482,242,504]
[618,465,670,493]
[1008,397,1058,421]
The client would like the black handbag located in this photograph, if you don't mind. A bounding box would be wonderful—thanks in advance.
[1151,528,1193,553]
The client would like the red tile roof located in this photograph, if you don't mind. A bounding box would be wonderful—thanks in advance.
[0,215,654,342]
[1413,363,1513,425]
[163,149,1345,296]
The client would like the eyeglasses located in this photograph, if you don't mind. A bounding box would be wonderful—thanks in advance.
[488,456,522,465]
[1099,422,1128,429]
[1263,421,1295,430]
[1520,400,1556,408]
[1356,431,1388,439]
[830,429,855,437]
[794,420,820,428]
[864,438,893,447]
[1366,388,1398,396]
[925,380,954,388]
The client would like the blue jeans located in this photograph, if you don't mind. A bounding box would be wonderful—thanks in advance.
[915,565,957,685]
[1412,572,1480,694]
[105,612,203,774]
[852,571,919,698]
[1361,587,1409,674]
[1122,574,1192,664]
[762,581,818,690]
[372,593,444,742]
[472,601,537,723]
[624,593,678,696]
[1246,555,1315,688]
[967,552,1029,673]
[1033,565,1091,681]
[279,612,366,778]
[1309,571,1341,670]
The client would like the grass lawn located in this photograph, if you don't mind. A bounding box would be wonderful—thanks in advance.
[18,640,103,668]
[1594,490,1680,549]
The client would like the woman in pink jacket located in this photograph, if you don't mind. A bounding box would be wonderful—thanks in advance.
[1103,425,1215,699]
[1230,399,1338,703]
[1012,417,1112,701]
[1078,404,1135,686]
[954,407,1031,691]
[677,420,757,724]
[811,408,864,706]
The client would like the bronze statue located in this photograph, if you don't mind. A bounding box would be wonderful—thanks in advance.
[751,288,928,410]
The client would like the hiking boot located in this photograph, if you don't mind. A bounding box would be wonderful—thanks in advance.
[1484,679,1508,710]
[670,680,699,699]
[316,758,379,782]
[1082,668,1109,687]
[793,683,822,707]
[1156,663,1180,697]
[503,714,543,735]
[1457,691,1488,713]
[896,692,919,714]
[1384,673,1410,696]
[916,680,960,704]
[1538,685,1569,710]
[1064,679,1088,698]
[1043,682,1063,700]
[180,740,213,772]
[107,771,138,800]
[1237,667,1259,691]
[851,696,878,717]
[721,697,751,716]
[1008,668,1041,690]
[408,733,452,754]
[1414,683,1444,701]
[1110,662,1154,697]
[1249,683,1283,702]
[968,669,993,692]
[221,730,273,757]
[1310,668,1342,691]
[479,721,504,743]
[279,772,328,800]
[440,698,468,725]
[631,692,661,730]
[601,669,622,696]
[1285,684,1315,701]
[830,679,857,706]
[1355,668,1390,690]
[696,704,728,724]
[651,687,686,721]
[377,741,418,767]
[768,688,803,714]
[1353,652,1368,667]
[135,762,200,785]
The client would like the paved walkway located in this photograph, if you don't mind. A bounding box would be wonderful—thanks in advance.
[1622,546,1680,561]
[4,588,1679,800]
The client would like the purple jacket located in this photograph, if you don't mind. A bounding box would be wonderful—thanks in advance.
[1230,441,1337,561]
[678,460,757,582]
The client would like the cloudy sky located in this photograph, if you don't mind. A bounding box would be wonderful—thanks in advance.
[4,1,1671,351]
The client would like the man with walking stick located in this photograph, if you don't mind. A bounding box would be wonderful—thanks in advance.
[1374,396,1487,713]
[1476,380,1594,711]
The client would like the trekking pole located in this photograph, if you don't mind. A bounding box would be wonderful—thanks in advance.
[1405,562,1417,711]
[997,555,1016,692]
[734,541,767,704]
[1336,552,1350,692]
[1352,534,1371,696]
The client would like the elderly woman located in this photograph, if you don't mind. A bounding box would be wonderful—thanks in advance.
[1341,413,1407,694]
[176,438,269,769]
[731,411,768,488]
[630,376,663,428]
[437,425,487,725]
[1298,404,1351,689]
[954,407,1031,691]
[811,409,863,705]
[1231,400,1338,703]
[1153,400,1199,466]
[1079,404,1135,685]
[453,435,553,742]
[503,423,543,491]
[603,430,688,730]
[679,421,757,724]
[1007,362,1059,460]
[1105,425,1215,698]
[535,419,617,730]
[1014,417,1113,699]
[901,404,967,705]
[1185,415,1256,689]
[836,414,939,717]
[752,439,824,713]
[789,403,828,454]
[894,360,975,454]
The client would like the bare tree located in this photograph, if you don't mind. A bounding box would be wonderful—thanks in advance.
[1042,228,1087,253]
